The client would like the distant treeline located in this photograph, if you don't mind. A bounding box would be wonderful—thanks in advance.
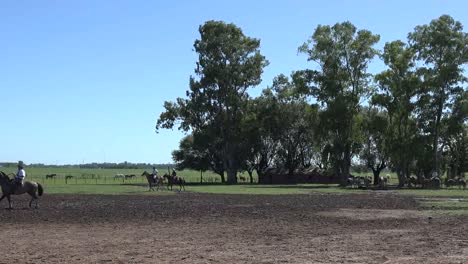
[0,162,174,170]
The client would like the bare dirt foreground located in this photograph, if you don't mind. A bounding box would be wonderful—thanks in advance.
[0,192,467,264]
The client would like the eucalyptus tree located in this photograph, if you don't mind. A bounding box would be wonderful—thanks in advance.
[269,74,319,175]
[156,20,268,184]
[359,107,388,185]
[440,90,468,178]
[237,90,283,183]
[298,21,380,184]
[408,15,468,175]
[373,40,420,186]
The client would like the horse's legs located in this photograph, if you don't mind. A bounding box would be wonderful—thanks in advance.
[148,181,153,191]
[6,195,12,209]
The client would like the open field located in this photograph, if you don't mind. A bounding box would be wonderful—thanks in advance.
[1,192,468,263]
[0,167,257,184]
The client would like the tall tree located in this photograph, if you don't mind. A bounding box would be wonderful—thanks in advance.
[298,21,380,184]
[440,90,468,178]
[408,15,468,175]
[373,40,420,186]
[359,107,388,185]
[238,89,282,183]
[269,74,319,175]
[156,21,268,184]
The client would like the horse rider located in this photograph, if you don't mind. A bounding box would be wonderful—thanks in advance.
[152,166,159,180]
[172,169,177,178]
[12,161,26,193]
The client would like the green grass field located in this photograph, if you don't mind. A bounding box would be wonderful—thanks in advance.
[0,166,257,185]
[1,166,468,199]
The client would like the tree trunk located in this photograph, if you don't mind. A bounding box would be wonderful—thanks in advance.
[226,153,238,184]
[218,173,225,183]
[247,170,253,183]
[227,168,237,184]
[397,169,405,188]
[257,169,265,184]
[433,96,444,176]
[369,161,386,185]
[373,169,380,186]
[340,145,352,186]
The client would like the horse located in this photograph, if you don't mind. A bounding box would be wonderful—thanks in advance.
[65,175,73,184]
[451,178,467,189]
[46,173,57,179]
[457,178,467,189]
[422,177,441,189]
[125,174,136,180]
[0,171,44,209]
[378,176,388,189]
[163,173,186,191]
[406,176,418,188]
[114,174,125,180]
[141,171,164,191]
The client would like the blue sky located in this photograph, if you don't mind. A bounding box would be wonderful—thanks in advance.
[1,0,466,165]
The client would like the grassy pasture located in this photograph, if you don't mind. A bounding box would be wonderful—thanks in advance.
[1,166,468,200]
[0,167,257,185]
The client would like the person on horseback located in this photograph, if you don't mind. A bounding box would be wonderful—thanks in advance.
[172,169,177,178]
[12,161,26,193]
[152,166,159,181]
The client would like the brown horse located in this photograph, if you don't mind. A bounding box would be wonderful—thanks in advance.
[141,171,164,191]
[0,171,44,209]
[163,173,186,191]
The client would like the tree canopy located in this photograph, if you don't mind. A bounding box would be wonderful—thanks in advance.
[157,15,467,185]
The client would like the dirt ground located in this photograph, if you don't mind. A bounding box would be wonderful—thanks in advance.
[0,192,467,264]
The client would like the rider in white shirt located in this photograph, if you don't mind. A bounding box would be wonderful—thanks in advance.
[12,161,26,192]
[152,167,158,181]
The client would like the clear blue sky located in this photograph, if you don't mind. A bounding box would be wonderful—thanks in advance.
[1,0,466,165]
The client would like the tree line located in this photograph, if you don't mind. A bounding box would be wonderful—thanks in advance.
[156,15,468,186]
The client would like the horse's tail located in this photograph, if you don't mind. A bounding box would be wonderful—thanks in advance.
[38,183,44,196]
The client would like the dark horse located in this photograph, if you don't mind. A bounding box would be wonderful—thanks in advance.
[0,171,44,209]
[163,173,186,191]
[46,173,57,179]
[141,171,164,191]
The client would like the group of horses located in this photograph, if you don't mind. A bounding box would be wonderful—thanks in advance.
[141,171,186,192]
[406,176,466,189]
[0,171,44,209]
